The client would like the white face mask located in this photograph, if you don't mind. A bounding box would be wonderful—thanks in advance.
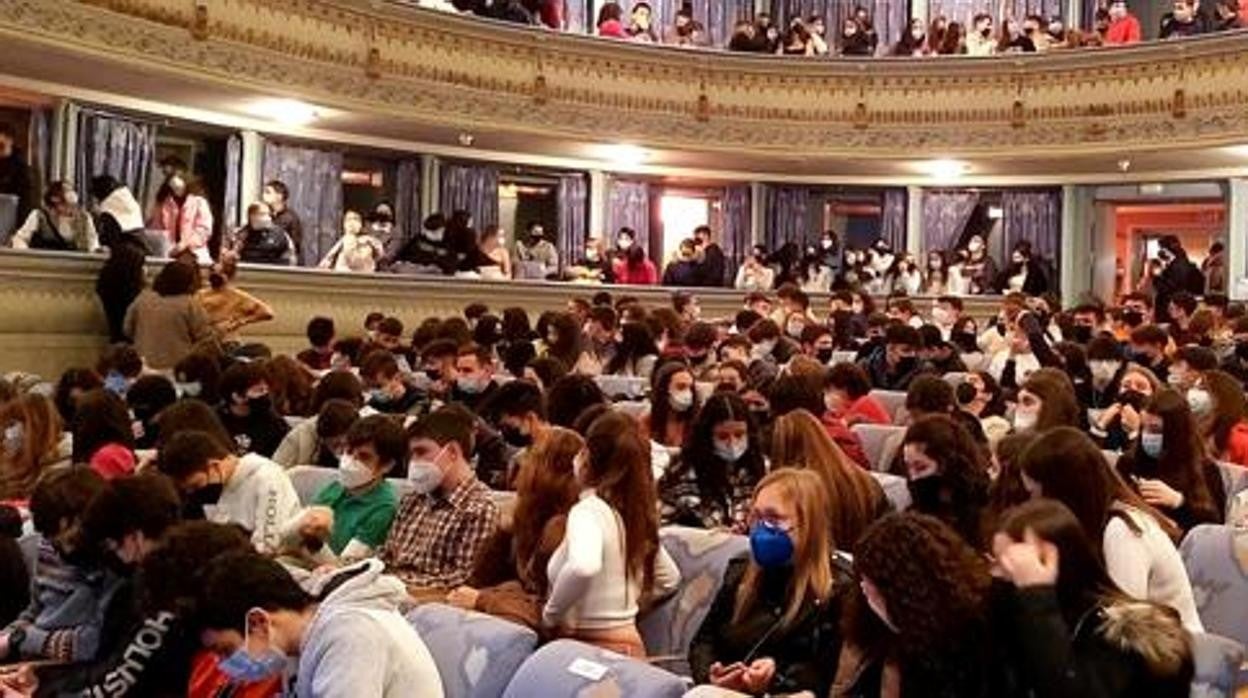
[669,389,694,413]
[618,238,633,250]
[1013,408,1039,431]
[425,228,444,242]
[786,320,805,338]
[407,445,447,494]
[1089,360,1121,386]
[931,307,951,325]
[968,239,984,253]
[175,381,202,399]
[63,191,80,207]
[1187,388,1213,416]
[338,453,375,489]
[712,438,748,463]
[752,340,776,359]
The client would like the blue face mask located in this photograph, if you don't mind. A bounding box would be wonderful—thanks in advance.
[218,612,288,683]
[748,521,794,568]
[712,438,748,463]
[1140,432,1164,458]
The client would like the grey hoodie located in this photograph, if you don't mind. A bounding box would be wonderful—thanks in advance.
[297,559,444,698]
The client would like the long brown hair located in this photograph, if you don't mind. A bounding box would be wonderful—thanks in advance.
[511,427,582,594]
[266,355,314,418]
[0,394,65,500]
[770,409,882,549]
[583,410,660,595]
[1019,427,1180,542]
[733,468,836,629]
[1022,368,1081,431]
[1200,369,1247,456]
[1124,388,1217,521]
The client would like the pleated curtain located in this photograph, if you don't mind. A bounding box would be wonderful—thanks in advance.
[618,0,755,47]
[261,141,344,267]
[769,0,906,56]
[557,173,589,268]
[720,185,752,283]
[393,159,422,254]
[1001,188,1062,283]
[763,184,809,253]
[606,178,651,255]
[74,109,158,213]
[879,188,908,252]
[920,188,980,255]
[439,162,500,231]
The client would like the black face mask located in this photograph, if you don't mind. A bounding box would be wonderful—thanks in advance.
[1236,342,1248,361]
[425,368,442,382]
[952,331,978,352]
[816,347,835,364]
[499,424,533,449]
[688,353,709,366]
[247,395,273,415]
[908,476,947,514]
[316,445,341,469]
[895,356,918,374]
[1117,389,1148,411]
[1070,325,1093,344]
[189,482,224,508]
[1121,310,1144,328]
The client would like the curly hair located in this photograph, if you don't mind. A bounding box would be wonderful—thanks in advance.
[901,414,991,549]
[846,512,992,690]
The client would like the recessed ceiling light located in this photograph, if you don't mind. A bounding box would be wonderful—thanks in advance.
[917,159,969,181]
[1117,159,1132,172]
[245,98,320,126]
[597,144,649,166]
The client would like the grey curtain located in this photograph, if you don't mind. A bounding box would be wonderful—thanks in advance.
[921,189,980,254]
[566,0,588,32]
[223,134,241,230]
[620,0,754,47]
[607,178,651,255]
[769,0,906,56]
[721,185,752,283]
[764,184,809,252]
[394,159,422,252]
[880,188,907,251]
[261,141,343,267]
[440,162,499,231]
[30,108,50,191]
[558,173,589,268]
[74,109,158,208]
[1002,188,1062,281]
[1003,0,1062,22]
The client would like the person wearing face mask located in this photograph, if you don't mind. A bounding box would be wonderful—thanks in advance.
[196,253,275,342]
[646,364,700,449]
[824,363,891,426]
[917,325,967,376]
[959,233,997,295]
[273,399,358,469]
[488,379,551,457]
[198,551,443,697]
[886,254,924,296]
[838,512,1002,696]
[158,429,300,554]
[1166,345,1217,395]
[965,12,997,55]
[1013,368,1082,435]
[891,17,930,55]
[1105,0,1143,42]
[1115,389,1225,535]
[659,393,765,530]
[152,172,212,263]
[1084,336,1128,409]
[688,468,848,695]
[515,221,558,279]
[10,180,97,252]
[571,234,614,283]
[1126,323,1172,383]
[858,324,925,391]
[901,415,992,548]
[320,209,383,273]
[994,241,1049,295]
[800,325,837,366]
[380,406,500,597]
[1193,369,1248,466]
[389,212,456,275]
[215,362,290,458]
[304,415,404,563]
[1161,0,1209,37]
[359,350,425,416]
[261,179,302,263]
[0,393,72,502]
[449,342,498,413]
[0,467,119,664]
[1091,364,1159,452]
[228,201,293,266]
[997,16,1036,52]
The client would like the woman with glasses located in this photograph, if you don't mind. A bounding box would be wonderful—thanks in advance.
[689,468,849,696]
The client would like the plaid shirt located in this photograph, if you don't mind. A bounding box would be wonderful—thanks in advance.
[380,475,499,590]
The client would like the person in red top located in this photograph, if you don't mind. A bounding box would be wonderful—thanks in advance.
[596,2,627,38]
[824,363,892,426]
[613,246,658,285]
[1105,0,1143,43]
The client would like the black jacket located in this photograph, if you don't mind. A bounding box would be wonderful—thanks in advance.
[696,243,727,287]
[0,151,32,221]
[217,406,290,458]
[235,224,293,266]
[95,234,148,343]
[690,558,847,695]
[1153,254,1205,323]
[272,207,303,261]
[1116,450,1226,534]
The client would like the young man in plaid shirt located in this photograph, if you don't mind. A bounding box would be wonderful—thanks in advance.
[380,405,499,601]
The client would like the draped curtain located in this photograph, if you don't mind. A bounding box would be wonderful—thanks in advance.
[394,159,422,253]
[565,0,588,32]
[619,0,755,47]
[439,162,499,231]
[607,178,651,255]
[763,184,809,252]
[927,0,995,24]
[769,0,906,56]
[921,189,980,254]
[222,134,241,230]
[1002,188,1062,282]
[29,109,50,192]
[1002,0,1062,21]
[557,173,589,268]
[74,109,158,210]
[261,141,343,267]
[880,188,907,251]
[720,185,752,284]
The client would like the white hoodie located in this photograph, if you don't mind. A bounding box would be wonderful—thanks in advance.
[298,559,444,698]
[206,453,302,553]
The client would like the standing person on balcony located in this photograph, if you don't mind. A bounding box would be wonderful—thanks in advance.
[614,245,658,286]
[262,179,302,263]
[153,173,213,263]
[627,1,659,42]
[966,13,998,55]
[92,175,147,343]
[938,20,968,53]
[1161,0,1209,37]
[839,17,874,55]
[997,17,1037,52]
[852,6,879,53]
[0,123,32,223]
[596,1,627,38]
[516,222,559,279]
[693,224,726,287]
[1105,0,1143,43]
[893,18,931,55]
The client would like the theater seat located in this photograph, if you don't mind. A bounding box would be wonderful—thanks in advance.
[1190,632,1245,698]
[407,603,538,698]
[869,471,911,512]
[868,390,907,422]
[1179,525,1248,647]
[639,527,749,676]
[1213,461,1248,519]
[850,424,905,472]
[942,372,968,387]
[388,477,414,500]
[830,351,857,366]
[502,639,687,698]
[287,465,336,505]
[595,375,648,400]
[681,687,748,697]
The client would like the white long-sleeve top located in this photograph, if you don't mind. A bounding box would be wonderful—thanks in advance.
[543,490,680,631]
[1103,505,1204,633]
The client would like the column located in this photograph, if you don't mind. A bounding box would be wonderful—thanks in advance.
[588,169,607,237]
[1060,184,1096,305]
[1228,178,1248,301]
[51,100,74,183]
[906,185,923,257]
[420,154,439,219]
[1068,0,1084,28]
[911,0,930,24]
[238,130,264,227]
[750,181,766,247]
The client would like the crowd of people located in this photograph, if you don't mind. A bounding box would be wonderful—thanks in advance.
[0,233,1244,695]
[416,0,1246,54]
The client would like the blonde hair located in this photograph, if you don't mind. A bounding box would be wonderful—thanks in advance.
[770,408,881,548]
[733,468,836,628]
[0,393,65,500]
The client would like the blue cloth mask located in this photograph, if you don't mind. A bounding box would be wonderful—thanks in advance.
[1140,432,1164,459]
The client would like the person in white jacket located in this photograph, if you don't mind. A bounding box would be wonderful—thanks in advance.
[199,555,444,698]
[158,430,301,554]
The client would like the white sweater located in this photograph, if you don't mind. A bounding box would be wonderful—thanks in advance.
[1103,506,1204,633]
[543,491,680,631]
[205,453,302,554]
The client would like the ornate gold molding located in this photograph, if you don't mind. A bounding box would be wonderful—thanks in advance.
[0,0,1245,157]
